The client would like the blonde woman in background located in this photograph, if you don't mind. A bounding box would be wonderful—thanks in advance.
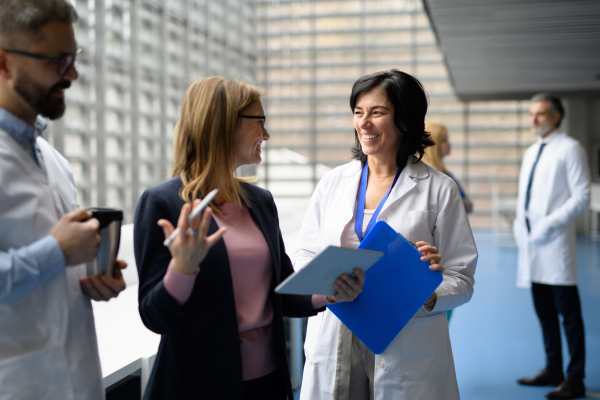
[424,123,474,214]
[424,123,473,322]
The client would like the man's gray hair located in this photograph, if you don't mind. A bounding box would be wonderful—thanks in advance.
[0,0,78,48]
[531,93,565,127]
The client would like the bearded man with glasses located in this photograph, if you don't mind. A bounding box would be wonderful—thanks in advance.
[0,1,126,399]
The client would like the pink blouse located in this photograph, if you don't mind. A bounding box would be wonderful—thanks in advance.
[162,202,330,381]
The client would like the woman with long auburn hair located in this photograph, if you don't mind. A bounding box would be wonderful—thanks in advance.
[134,77,364,400]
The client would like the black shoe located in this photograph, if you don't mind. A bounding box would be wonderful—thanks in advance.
[545,379,586,399]
[517,369,564,386]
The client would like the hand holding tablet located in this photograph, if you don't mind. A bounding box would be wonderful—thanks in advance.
[275,247,383,296]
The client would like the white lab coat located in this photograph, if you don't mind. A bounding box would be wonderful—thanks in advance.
[513,130,590,288]
[293,158,478,400]
[0,130,103,400]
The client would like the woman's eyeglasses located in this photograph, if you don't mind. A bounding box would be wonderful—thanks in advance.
[2,48,82,76]
[238,115,266,131]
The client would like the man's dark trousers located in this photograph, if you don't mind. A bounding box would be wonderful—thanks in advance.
[531,282,585,380]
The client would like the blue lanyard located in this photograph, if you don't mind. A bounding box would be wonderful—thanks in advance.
[354,161,403,242]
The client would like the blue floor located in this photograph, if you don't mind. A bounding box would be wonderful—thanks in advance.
[294,231,600,399]
[451,232,600,400]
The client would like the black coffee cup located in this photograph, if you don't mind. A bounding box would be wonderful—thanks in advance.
[86,208,123,277]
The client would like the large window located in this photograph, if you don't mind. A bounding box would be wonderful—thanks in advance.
[47,0,535,230]
[255,0,535,229]
[46,0,257,222]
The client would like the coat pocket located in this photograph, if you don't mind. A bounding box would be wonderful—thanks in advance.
[305,310,340,365]
[403,210,435,244]
[401,314,449,380]
[304,312,324,365]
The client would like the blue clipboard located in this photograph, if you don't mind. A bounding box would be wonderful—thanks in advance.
[328,221,443,354]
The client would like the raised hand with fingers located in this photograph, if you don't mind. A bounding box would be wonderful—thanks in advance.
[159,199,227,275]
[326,268,366,303]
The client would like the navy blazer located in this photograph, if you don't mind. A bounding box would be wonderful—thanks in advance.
[134,177,322,400]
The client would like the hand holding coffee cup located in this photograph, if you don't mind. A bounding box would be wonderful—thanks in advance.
[50,208,101,266]
[78,207,127,301]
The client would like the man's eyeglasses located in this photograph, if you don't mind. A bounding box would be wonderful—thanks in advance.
[238,115,266,131]
[2,48,82,76]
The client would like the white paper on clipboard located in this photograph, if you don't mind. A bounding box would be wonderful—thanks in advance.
[275,246,383,296]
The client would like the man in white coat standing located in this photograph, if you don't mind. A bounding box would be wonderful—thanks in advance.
[514,94,589,400]
[0,1,127,399]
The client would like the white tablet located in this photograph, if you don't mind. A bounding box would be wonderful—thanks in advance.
[275,246,383,296]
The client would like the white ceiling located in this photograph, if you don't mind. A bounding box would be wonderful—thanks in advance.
[423,0,600,101]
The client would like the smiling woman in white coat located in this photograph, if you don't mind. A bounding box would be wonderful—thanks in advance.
[293,70,479,400]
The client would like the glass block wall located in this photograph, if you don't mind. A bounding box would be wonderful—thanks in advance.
[255,0,537,230]
[46,0,257,223]
[46,0,538,230]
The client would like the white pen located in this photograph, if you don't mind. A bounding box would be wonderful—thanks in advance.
[163,188,219,247]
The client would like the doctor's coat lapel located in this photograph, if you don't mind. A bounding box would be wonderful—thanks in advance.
[381,158,427,215]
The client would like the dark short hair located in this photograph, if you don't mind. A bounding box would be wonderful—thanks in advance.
[531,93,565,127]
[350,70,434,167]
[0,0,78,48]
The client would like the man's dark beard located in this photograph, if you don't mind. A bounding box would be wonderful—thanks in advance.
[14,72,70,120]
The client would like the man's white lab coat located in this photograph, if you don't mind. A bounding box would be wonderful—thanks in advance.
[513,130,590,288]
[293,158,478,400]
[0,130,103,400]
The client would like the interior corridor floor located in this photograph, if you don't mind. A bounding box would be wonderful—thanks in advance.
[451,232,599,399]
[294,231,600,399]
